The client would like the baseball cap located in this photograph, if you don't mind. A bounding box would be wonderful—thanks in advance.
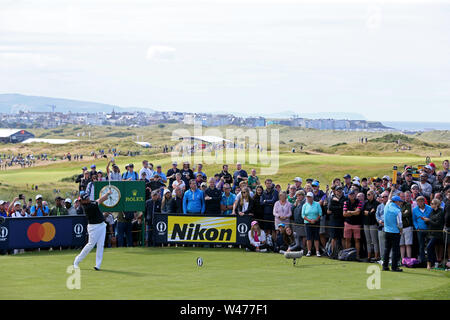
[55,196,64,201]
[311,180,319,187]
[0,200,5,205]
[293,177,303,183]
[382,175,390,181]
[335,186,343,191]
[429,162,436,168]
[392,196,403,202]
[278,223,285,228]
[348,190,356,195]
[14,201,21,207]
[343,174,351,179]
[353,176,360,182]
[35,194,43,200]
[82,166,87,170]
[424,165,432,170]
[352,181,361,186]
[306,192,314,197]
[80,193,90,200]
[163,189,171,196]
[91,164,96,169]
[64,198,72,204]
[251,221,259,227]
[306,178,313,183]
[172,161,178,165]
[157,165,162,168]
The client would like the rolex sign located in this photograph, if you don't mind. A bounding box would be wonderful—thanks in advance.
[94,181,146,212]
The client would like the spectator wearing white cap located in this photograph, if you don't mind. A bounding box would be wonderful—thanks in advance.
[30,195,49,216]
[8,199,27,217]
[290,177,304,193]
[65,198,77,215]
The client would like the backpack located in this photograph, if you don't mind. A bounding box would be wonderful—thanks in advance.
[402,257,419,268]
[329,241,344,260]
[338,248,358,261]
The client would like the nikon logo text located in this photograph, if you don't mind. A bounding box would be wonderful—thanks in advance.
[171,223,232,242]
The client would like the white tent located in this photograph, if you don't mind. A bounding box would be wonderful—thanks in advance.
[22,138,79,145]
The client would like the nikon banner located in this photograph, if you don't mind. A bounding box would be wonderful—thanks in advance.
[153,214,251,245]
[94,181,146,212]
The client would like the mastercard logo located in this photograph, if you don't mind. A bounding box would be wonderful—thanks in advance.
[27,222,56,242]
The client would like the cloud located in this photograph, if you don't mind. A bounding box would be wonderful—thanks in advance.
[146,45,176,61]
[0,52,64,69]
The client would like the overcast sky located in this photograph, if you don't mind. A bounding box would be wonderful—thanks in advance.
[1,0,449,122]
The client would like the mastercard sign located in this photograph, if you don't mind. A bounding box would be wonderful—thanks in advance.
[27,222,56,242]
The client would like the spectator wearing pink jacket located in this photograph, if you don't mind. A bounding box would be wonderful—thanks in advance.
[273,191,292,228]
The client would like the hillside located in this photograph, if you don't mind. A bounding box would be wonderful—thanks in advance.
[0,93,155,114]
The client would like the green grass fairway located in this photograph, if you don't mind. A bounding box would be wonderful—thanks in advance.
[1,247,449,300]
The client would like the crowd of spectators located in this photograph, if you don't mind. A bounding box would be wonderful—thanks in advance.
[1,158,449,270]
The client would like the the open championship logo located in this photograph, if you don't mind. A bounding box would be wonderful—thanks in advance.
[74,224,84,236]
[237,223,248,234]
[156,221,167,233]
[0,226,8,240]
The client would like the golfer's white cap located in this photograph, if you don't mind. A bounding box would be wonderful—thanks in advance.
[35,194,43,200]
[306,192,314,197]
[65,198,72,204]
[293,177,302,182]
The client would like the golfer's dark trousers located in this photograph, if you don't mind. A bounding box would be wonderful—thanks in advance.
[383,232,400,269]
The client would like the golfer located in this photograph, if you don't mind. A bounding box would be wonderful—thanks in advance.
[73,190,112,271]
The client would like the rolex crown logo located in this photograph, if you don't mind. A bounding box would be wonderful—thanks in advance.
[132,190,138,196]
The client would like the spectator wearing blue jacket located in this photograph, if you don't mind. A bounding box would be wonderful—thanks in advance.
[183,179,205,214]
[382,196,404,272]
[412,196,433,264]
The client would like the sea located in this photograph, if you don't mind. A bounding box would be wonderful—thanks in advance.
[381,121,450,132]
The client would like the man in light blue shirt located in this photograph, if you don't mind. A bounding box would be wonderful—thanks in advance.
[382,196,404,271]
[122,163,139,181]
[183,179,205,214]
[30,195,49,216]
[154,165,167,183]
[412,196,433,263]
[220,184,236,215]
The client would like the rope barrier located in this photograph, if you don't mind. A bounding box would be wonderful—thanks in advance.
[251,217,450,234]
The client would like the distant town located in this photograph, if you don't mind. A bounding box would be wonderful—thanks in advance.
[0,109,394,132]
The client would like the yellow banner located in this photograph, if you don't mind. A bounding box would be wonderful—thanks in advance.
[167,216,236,243]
